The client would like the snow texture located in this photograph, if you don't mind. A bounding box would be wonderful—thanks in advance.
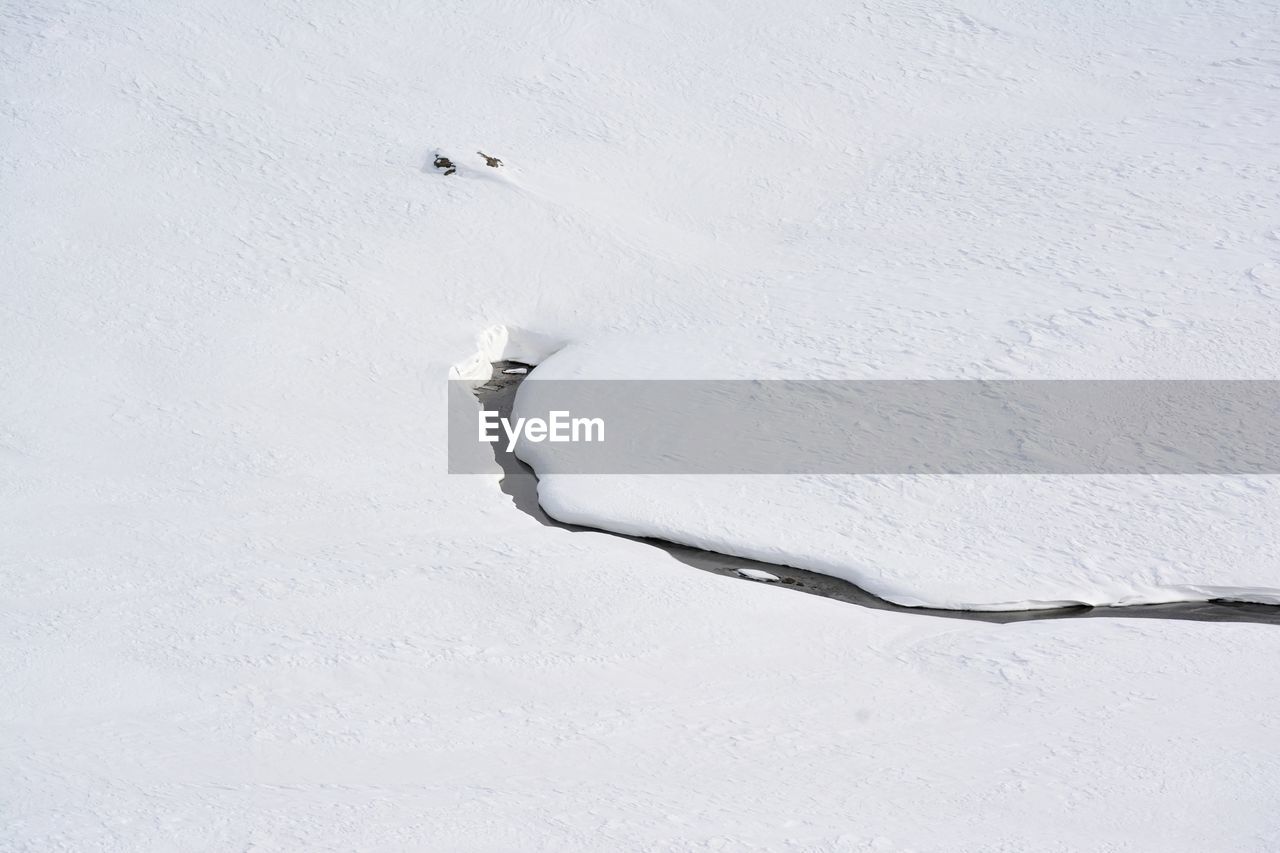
[4,0,1280,850]
[521,336,1280,610]
[450,324,563,384]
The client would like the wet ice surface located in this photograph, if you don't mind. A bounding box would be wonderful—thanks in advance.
[477,362,1280,626]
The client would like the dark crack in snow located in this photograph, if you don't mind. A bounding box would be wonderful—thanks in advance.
[474,362,1280,626]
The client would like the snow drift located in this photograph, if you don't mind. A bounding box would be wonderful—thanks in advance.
[514,333,1280,611]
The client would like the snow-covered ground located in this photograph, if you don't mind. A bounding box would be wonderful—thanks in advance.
[515,333,1280,610]
[4,0,1280,849]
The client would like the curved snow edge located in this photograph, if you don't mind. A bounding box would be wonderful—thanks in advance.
[449,324,566,383]
[534,481,1280,612]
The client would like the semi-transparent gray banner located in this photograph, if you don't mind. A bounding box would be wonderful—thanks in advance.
[449,379,1280,474]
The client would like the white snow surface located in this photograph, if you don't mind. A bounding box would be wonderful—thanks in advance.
[450,324,563,384]
[5,0,1280,850]
[521,335,1280,610]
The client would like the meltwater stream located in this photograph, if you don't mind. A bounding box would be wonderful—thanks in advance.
[474,362,1280,626]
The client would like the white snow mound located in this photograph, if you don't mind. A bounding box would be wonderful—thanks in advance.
[518,336,1280,611]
